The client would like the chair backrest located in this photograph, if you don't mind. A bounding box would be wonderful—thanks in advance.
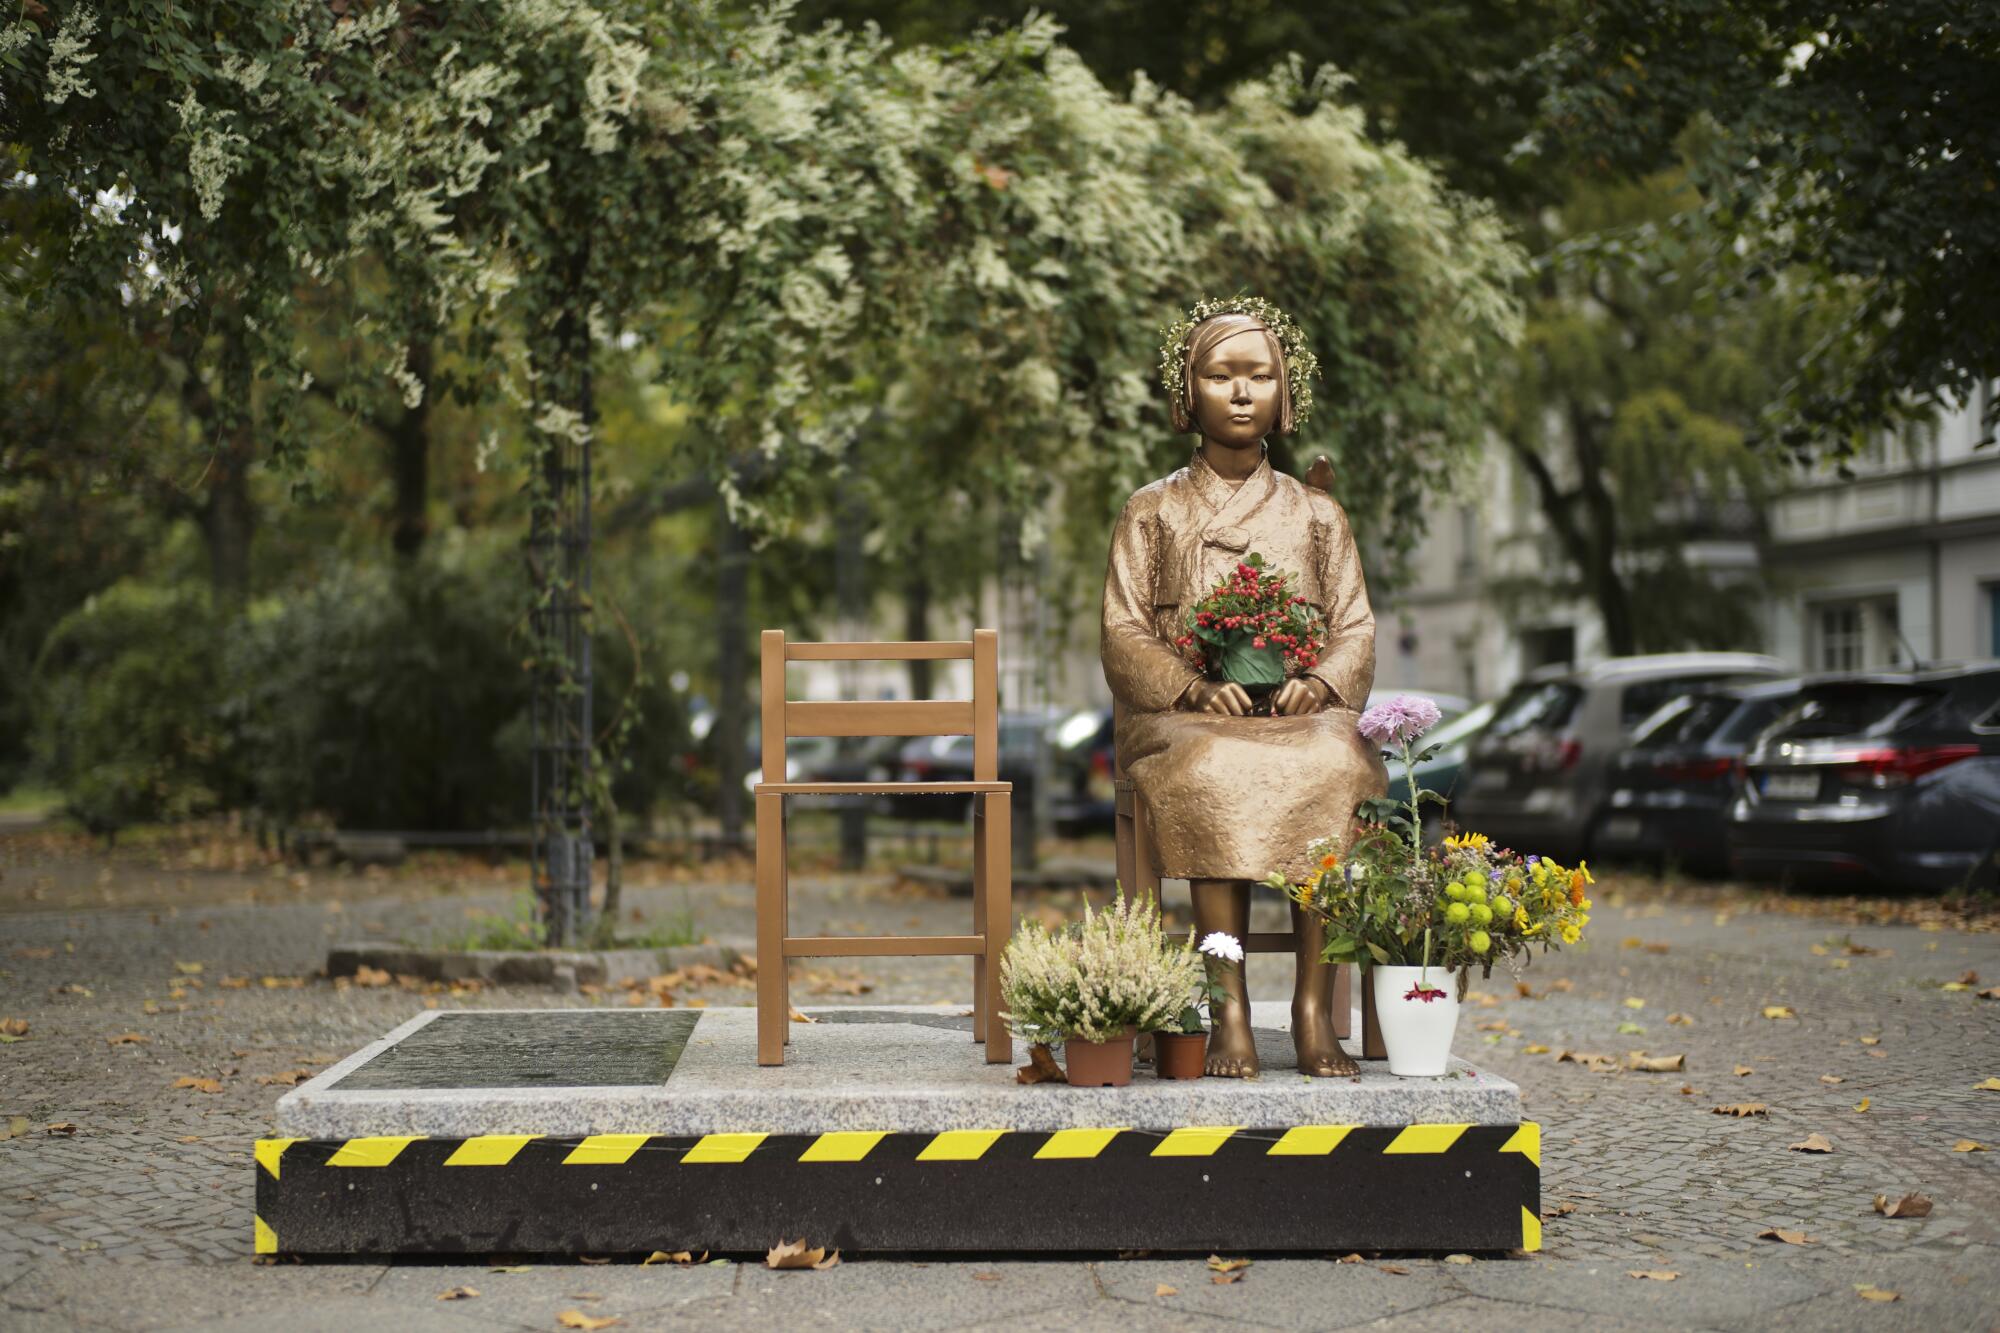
[759,629,1000,785]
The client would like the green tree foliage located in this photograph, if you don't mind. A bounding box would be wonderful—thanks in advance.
[1541,1,2000,453]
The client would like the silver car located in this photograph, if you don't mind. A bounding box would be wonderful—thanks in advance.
[1451,653,1790,860]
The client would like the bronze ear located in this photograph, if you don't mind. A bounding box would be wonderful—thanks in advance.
[1304,455,1336,494]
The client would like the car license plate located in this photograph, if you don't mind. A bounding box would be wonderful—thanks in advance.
[1599,816,1643,843]
[1762,772,1820,801]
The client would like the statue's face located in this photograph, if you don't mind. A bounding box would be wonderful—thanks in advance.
[1190,327,1282,448]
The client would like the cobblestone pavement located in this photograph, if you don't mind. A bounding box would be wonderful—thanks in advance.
[2,836,1997,1331]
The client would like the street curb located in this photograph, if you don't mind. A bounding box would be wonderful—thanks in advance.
[325,940,750,991]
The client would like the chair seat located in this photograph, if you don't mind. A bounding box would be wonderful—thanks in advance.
[753,780,1012,795]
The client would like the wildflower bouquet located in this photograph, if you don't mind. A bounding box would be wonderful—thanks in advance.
[1000,889,1203,1045]
[1174,553,1325,700]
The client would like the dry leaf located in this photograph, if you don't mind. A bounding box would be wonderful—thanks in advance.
[1854,1285,1900,1303]
[1789,1133,1833,1153]
[1758,1228,1812,1245]
[173,961,204,975]
[45,1121,77,1136]
[1626,1270,1679,1281]
[1873,1192,1933,1219]
[1859,1035,1880,1045]
[352,966,392,987]
[971,1272,1002,1282]
[256,1069,313,1087]
[1616,1021,1646,1035]
[1954,969,1979,985]
[556,1312,621,1330]
[1626,1051,1685,1073]
[812,1251,841,1271]
[1016,1044,1066,1085]
[219,976,250,989]
[2,1116,30,1140]
[765,1238,828,1270]
[488,1265,532,1273]
[1376,1264,1410,1275]
[1623,997,1646,1009]
[1556,1050,1620,1073]
[642,1251,694,1265]
[1477,1019,1509,1031]
[1666,1013,1694,1026]
[1548,978,1574,992]
[1978,986,2000,1000]
[260,975,306,989]
[1866,1048,1888,1059]
[575,1256,612,1265]
[1523,1043,1550,1054]
[12,947,54,960]
[1443,1253,1474,1264]
[1975,1077,2000,1091]
[436,1287,479,1300]
[1206,1256,1252,1274]
[1819,1074,1844,1085]
[1154,1283,1178,1297]
[1734,1065,1755,1077]
[787,1007,818,1024]
[106,1032,147,1045]
[1853,1098,1871,1113]
[1546,1202,1577,1217]
[1762,1006,1795,1020]
[1952,1139,1985,1152]
[1713,1103,1769,1117]
[1211,1273,1243,1286]
[0,1018,28,1037]
[172,1076,222,1094]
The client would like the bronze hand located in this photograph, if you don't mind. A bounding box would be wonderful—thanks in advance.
[1273,677,1331,716]
[1184,679,1253,715]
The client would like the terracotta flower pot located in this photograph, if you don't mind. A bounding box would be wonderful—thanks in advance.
[1063,1032,1136,1087]
[1151,1031,1207,1080]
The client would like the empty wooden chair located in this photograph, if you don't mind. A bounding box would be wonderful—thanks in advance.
[753,629,1012,1066]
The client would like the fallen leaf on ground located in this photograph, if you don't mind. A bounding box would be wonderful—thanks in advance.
[0,1018,28,1037]
[1211,1273,1243,1286]
[436,1287,478,1300]
[1207,1256,1252,1274]
[1873,1192,1933,1219]
[1523,1043,1550,1055]
[1443,1253,1473,1264]
[1758,1228,1812,1245]
[811,1251,841,1271]
[488,1265,532,1273]
[1337,1253,1365,1263]
[787,1008,817,1024]
[260,976,306,989]
[1016,1044,1066,1085]
[642,1251,699,1265]
[1477,1019,1509,1032]
[1952,1140,1985,1152]
[1666,1013,1694,1026]
[1616,1022,1646,1035]
[173,961,203,975]
[1713,1103,1768,1117]
[765,1238,830,1270]
[105,1032,147,1045]
[1953,969,1979,985]
[1626,1051,1684,1073]
[1854,1285,1900,1303]
[1976,1077,2000,1091]
[1376,1264,1410,1275]
[1154,1283,1177,1297]
[172,1076,222,1094]
[11,947,54,960]
[1977,985,2000,999]
[971,1272,1002,1281]
[1557,1050,1621,1074]
[1548,979,1574,993]
[556,1312,621,1330]
[1854,1098,1871,1113]
[1734,1065,1755,1076]
[1546,1202,1576,1217]
[256,1069,313,1087]
[1626,1270,1679,1281]
[1866,1048,1888,1059]
[1789,1133,1834,1153]
[1819,1074,1844,1085]
[1859,1035,1880,1045]
[1762,1006,1795,1020]
[46,1122,77,1136]
[1623,997,1646,1010]
[219,976,250,989]
[352,966,392,987]
[575,1256,611,1265]
[2,1117,30,1140]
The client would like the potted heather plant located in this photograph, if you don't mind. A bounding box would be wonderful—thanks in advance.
[1000,889,1202,1087]
[1175,553,1326,715]
[1149,931,1242,1080]
[1267,695,1595,1076]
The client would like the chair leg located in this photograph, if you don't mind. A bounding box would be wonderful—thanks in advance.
[1333,963,1352,1040]
[1362,973,1386,1059]
[982,791,1012,1064]
[780,819,793,1045]
[1113,793,1138,897]
[755,792,785,1066]
[970,798,988,1043]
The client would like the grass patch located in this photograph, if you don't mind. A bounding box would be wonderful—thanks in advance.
[0,784,62,816]
[431,895,701,952]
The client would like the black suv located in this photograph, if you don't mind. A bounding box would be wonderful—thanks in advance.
[1728,662,2000,890]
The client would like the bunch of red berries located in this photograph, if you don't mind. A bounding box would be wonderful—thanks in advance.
[1176,557,1325,676]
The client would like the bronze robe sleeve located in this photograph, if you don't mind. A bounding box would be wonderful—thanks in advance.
[1304,497,1376,713]
[1101,499,1201,714]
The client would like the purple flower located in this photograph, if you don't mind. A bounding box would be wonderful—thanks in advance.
[1357,693,1443,747]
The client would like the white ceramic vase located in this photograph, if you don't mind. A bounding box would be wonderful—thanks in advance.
[1371,965,1461,1077]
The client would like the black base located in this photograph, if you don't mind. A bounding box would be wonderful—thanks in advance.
[255,1124,1540,1256]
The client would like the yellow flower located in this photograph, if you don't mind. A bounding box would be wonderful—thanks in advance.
[1560,923,1581,944]
[1444,832,1491,851]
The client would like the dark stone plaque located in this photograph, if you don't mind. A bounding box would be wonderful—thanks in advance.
[331,1011,700,1090]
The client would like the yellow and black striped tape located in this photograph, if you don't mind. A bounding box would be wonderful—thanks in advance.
[256,1122,1540,1254]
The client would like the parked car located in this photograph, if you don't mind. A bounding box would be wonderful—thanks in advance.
[1592,678,1802,874]
[1049,707,1116,834]
[1728,662,2000,891]
[893,707,1071,819]
[1452,653,1791,860]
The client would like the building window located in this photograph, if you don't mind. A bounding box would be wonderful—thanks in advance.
[1810,595,1901,671]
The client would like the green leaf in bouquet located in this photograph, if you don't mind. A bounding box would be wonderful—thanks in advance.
[1244,552,1266,569]
[1366,941,1390,965]
[1217,639,1286,686]
[1357,796,1403,823]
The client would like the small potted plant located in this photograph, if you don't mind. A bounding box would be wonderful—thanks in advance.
[1269,695,1593,1076]
[1175,553,1326,716]
[1150,931,1242,1080]
[1001,889,1200,1087]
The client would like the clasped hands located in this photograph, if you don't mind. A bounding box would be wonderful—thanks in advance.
[1183,676,1332,717]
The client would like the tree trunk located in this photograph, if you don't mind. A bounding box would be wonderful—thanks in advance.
[389,336,433,559]
[1567,405,1636,656]
[904,566,933,699]
[184,333,255,604]
[714,498,749,851]
[590,783,623,950]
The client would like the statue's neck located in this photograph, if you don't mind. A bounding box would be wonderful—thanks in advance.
[1198,438,1265,483]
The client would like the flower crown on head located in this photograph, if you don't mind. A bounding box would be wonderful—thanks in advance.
[1158,294,1319,430]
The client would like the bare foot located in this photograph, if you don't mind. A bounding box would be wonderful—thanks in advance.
[1293,998,1358,1077]
[1206,1000,1259,1078]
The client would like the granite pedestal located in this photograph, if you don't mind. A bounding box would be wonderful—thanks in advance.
[257,1006,1539,1257]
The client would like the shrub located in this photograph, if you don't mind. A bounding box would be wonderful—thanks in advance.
[1000,890,1201,1044]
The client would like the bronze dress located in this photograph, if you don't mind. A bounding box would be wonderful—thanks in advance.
[1101,451,1387,883]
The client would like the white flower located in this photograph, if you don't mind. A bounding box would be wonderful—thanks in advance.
[1198,931,1244,964]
